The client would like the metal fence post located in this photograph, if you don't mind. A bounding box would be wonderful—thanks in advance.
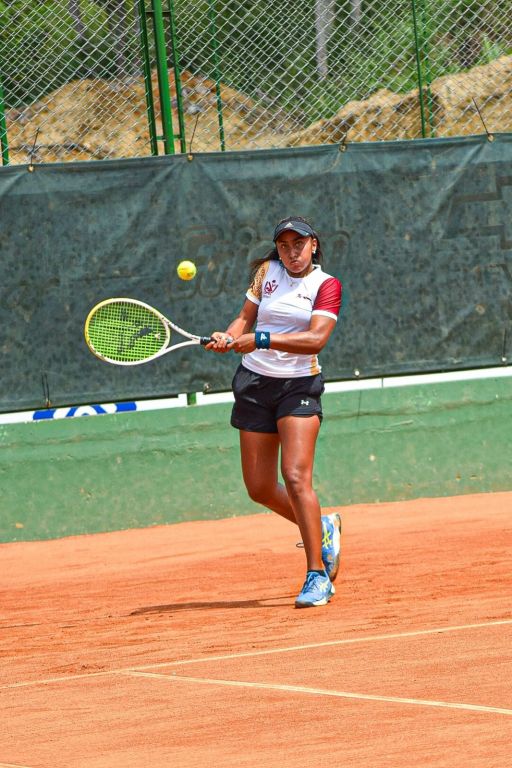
[411,0,435,138]
[207,0,226,152]
[0,75,9,166]
[167,0,187,154]
[418,0,436,137]
[411,0,427,138]
[137,0,159,155]
[150,0,175,154]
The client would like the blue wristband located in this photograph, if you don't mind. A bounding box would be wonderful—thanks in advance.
[255,331,271,350]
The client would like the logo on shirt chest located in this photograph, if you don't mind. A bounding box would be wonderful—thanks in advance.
[263,279,278,296]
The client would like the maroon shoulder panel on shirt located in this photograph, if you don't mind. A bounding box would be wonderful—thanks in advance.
[312,277,342,316]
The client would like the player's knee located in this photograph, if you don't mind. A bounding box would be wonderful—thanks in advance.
[245,480,273,506]
[281,467,309,499]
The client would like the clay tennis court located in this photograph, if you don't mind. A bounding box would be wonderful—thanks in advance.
[2,491,511,767]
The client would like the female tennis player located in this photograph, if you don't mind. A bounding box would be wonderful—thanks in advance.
[207,216,342,608]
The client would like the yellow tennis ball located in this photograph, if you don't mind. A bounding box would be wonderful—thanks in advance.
[177,260,197,281]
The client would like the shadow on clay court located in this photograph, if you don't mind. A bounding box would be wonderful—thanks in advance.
[129,596,296,615]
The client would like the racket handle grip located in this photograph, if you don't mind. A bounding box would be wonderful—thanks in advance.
[200,336,234,345]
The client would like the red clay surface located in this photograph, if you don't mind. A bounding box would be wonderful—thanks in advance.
[2,491,512,767]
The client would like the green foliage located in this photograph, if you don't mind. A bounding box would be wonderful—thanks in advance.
[176,0,512,125]
[1,0,510,122]
[0,0,141,109]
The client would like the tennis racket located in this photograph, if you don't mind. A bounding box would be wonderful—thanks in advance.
[84,297,216,365]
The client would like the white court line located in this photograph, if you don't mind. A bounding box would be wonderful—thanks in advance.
[0,670,112,690]
[119,617,512,672]
[123,670,512,717]
[0,763,35,767]
[1,618,511,691]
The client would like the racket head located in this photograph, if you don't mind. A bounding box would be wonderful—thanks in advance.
[84,298,171,365]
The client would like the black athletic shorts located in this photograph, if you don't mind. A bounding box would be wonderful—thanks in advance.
[230,363,325,433]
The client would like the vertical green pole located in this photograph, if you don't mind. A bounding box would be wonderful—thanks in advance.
[411,0,427,138]
[207,0,226,152]
[0,75,9,166]
[167,0,187,154]
[418,0,436,137]
[151,0,175,154]
[136,0,159,155]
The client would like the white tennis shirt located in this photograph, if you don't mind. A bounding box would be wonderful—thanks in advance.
[242,260,342,378]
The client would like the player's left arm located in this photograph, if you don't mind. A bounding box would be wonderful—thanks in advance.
[264,314,337,354]
[228,315,336,354]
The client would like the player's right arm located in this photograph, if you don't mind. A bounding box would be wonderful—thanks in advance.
[226,299,258,338]
[207,298,258,352]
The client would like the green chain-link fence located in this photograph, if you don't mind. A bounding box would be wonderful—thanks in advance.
[1,0,511,164]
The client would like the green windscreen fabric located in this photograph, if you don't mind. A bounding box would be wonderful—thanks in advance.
[0,135,511,412]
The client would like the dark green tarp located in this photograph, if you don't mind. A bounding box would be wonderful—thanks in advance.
[0,135,511,412]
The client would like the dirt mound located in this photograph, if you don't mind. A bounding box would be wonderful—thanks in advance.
[288,55,512,145]
[5,69,288,163]
[5,56,511,164]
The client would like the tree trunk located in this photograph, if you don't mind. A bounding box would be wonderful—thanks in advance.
[104,0,130,78]
[69,0,86,40]
[315,0,336,79]
[350,0,362,26]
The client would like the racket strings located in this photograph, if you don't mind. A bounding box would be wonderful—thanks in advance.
[87,301,169,362]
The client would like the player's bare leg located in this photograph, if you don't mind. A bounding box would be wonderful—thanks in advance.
[239,431,297,523]
[277,415,324,573]
[238,421,324,571]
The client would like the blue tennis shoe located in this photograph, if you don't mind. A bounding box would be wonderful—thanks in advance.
[295,570,335,608]
[321,512,342,582]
